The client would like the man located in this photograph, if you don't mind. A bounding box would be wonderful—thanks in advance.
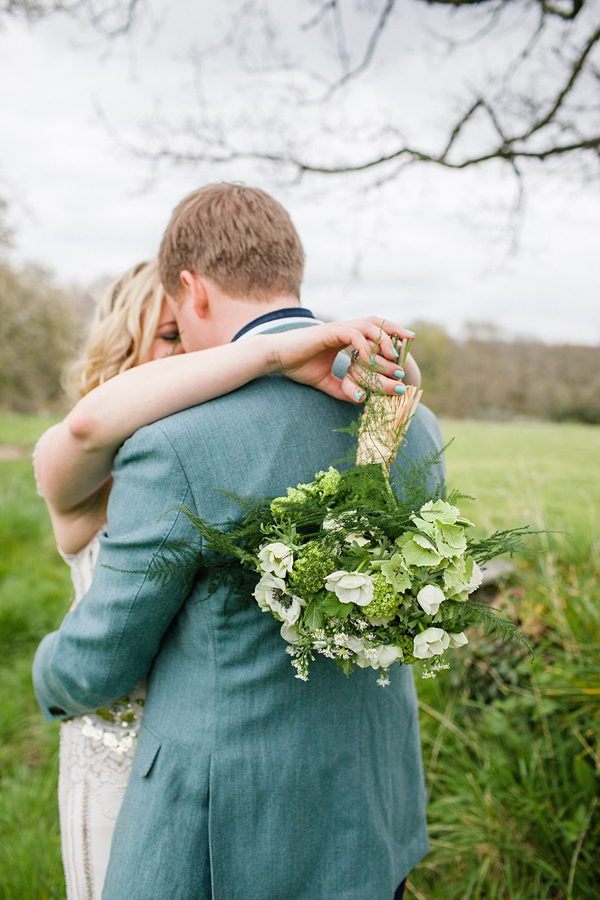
[34,184,444,899]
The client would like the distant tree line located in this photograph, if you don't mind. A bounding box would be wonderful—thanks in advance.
[0,260,83,413]
[411,321,600,424]
[0,196,597,422]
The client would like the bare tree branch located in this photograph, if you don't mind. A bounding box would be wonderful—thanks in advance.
[0,0,144,37]
[127,0,600,191]
[321,0,398,97]
[521,24,600,140]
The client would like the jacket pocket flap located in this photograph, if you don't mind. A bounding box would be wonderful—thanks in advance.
[132,725,161,777]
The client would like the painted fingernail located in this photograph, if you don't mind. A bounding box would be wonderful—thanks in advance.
[394,384,406,394]
[405,330,416,337]
[369,355,376,366]
[394,369,404,379]
[391,346,400,357]
[355,389,365,401]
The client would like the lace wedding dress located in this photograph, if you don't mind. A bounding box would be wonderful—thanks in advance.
[34,433,145,900]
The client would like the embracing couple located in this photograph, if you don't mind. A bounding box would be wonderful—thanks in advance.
[33,184,444,899]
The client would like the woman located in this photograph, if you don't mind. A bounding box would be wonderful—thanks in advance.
[34,260,418,899]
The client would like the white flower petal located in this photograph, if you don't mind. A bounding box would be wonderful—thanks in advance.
[416,584,446,616]
[447,631,469,649]
[413,627,450,659]
[257,542,294,578]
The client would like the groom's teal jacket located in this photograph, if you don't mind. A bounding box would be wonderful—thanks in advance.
[34,331,444,900]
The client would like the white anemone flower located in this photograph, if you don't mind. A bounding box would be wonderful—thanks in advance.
[413,627,450,659]
[270,592,303,625]
[353,643,402,669]
[254,573,286,612]
[369,644,403,669]
[416,584,446,616]
[447,631,469,649]
[280,622,302,644]
[257,542,294,578]
[325,571,374,607]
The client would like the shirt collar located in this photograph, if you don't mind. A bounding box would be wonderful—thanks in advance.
[232,308,323,342]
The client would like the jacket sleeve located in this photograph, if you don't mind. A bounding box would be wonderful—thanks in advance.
[33,423,198,721]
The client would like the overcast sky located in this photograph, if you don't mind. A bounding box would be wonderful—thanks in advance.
[1,2,599,345]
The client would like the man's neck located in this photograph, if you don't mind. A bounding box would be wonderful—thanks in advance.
[214,295,302,344]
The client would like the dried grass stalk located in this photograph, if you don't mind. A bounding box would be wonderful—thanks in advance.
[356,385,423,470]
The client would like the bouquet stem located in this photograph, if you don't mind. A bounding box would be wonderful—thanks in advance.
[356,384,422,471]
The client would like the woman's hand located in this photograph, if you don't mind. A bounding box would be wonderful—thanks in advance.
[267,317,419,402]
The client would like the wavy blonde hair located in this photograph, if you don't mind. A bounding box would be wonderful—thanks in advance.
[68,260,165,400]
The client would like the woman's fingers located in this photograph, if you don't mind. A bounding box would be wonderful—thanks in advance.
[336,319,415,364]
[342,347,407,403]
[351,317,415,359]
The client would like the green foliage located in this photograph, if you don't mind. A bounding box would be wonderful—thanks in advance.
[410,321,600,424]
[1,415,599,898]
[0,437,69,897]
[159,433,531,682]
[0,412,62,446]
[411,532,600,900]
[0,262,82,413]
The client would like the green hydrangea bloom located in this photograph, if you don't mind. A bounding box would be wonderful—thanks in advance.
[394,634,416,665]
[312,466,342,498]
[289,542,336,597]
[362,573,400,619]
[270,467,341,519]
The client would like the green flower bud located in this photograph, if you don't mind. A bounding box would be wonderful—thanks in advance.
[289,542,337,597]
[362,573,401,619]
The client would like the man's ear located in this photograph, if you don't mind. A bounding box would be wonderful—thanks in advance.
[180,271,209,318]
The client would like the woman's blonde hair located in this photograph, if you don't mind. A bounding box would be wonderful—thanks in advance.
[68,260,165,400]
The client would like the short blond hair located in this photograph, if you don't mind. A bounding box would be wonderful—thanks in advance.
[158,183,305,302]
[67,260,164,400]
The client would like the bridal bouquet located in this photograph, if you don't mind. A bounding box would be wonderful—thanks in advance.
[153,340,531,684]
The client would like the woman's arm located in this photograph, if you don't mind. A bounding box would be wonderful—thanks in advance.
[35,316,415,553]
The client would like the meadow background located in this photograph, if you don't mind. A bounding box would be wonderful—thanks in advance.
[0,413,599,899]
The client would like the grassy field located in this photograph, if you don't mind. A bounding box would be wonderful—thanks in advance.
[0,413,598,899]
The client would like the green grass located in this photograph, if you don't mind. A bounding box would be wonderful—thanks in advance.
[1,414,599,899]
[441,419,600,537]
[0,421,70,899]
[0,413,62,448]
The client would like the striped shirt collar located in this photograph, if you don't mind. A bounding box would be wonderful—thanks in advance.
[232,308,323,342]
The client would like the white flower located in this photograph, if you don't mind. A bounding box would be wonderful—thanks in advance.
[254,573,286,612]
[342,635,364,655]
[325,571,374,607]
[447,631,469,649]
[371,644,403,668]
[353,642,402,669]
[270,592,303,625]
[465,562,483,594]
[257,542,294,578]
[280,622,302,644]
[254,573,302,624]
[413,627,450,659]
[416,584,446,616]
